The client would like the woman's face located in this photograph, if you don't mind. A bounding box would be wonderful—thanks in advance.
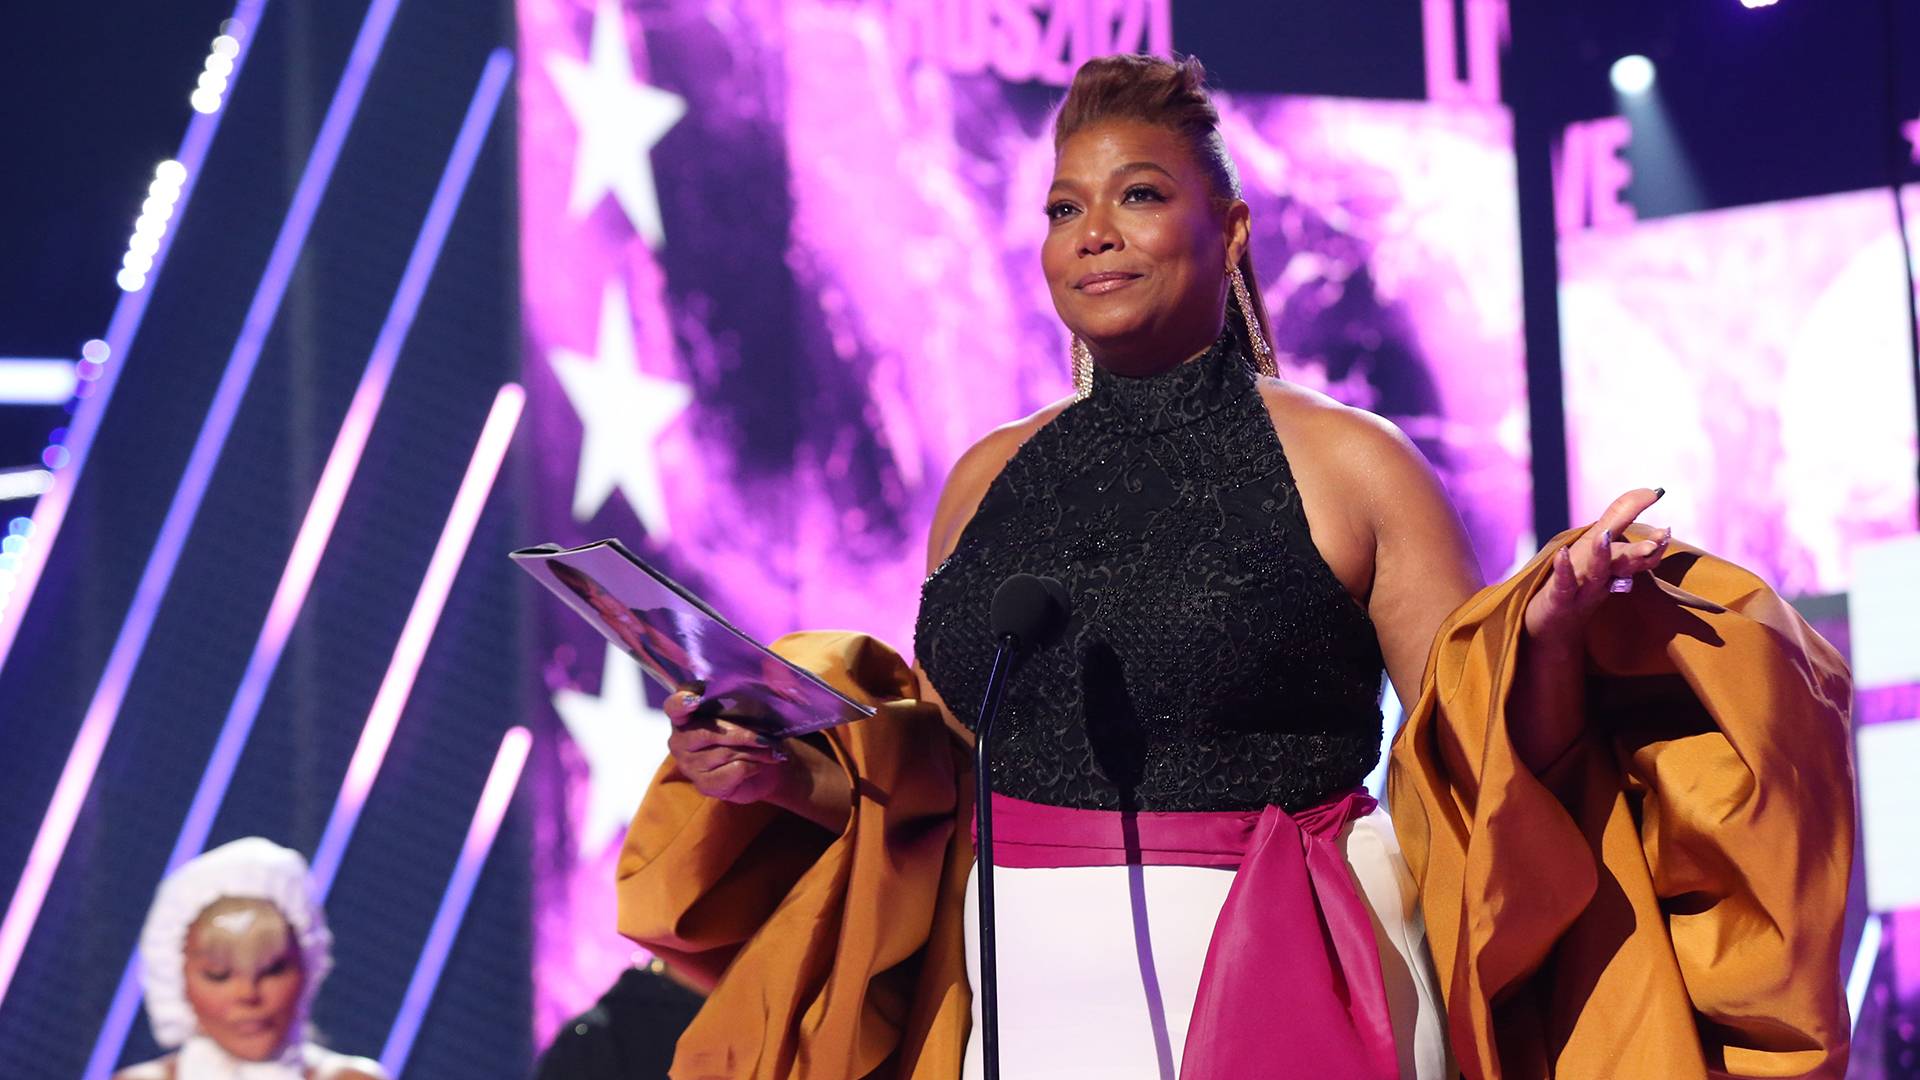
[182,899,304,1061]
[1041,119,1248,375]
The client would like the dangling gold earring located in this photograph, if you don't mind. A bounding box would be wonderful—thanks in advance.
[1228,265,1278,378]
[1070,336,1093,400]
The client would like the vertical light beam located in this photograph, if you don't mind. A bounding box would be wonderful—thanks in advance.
[310,380,526,896]
[0,0,267,672]
[379,726,532,1076]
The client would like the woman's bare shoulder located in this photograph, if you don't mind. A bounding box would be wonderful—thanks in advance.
[113,1059,173,1080]
[1253,376,1470,605]
[925,396,1076,571]
[1254,377,1429,478]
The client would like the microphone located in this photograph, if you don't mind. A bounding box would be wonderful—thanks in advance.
[989,573,1071,649]
[974,573,1069,1080]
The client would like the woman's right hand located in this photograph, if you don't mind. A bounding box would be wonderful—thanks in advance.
[662,689,852,831]
[663,689,791,805]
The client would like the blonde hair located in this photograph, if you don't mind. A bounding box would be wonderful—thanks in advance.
[185,897,300,976]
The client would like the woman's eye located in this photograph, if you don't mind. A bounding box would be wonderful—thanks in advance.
[201,969,232,983]
[1045,201,1078,222]
[1122,185,1165,204]
[263,958,290,976]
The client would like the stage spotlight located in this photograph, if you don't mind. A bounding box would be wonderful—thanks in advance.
[1740,0,1779,8]
[1610,55,1655,95]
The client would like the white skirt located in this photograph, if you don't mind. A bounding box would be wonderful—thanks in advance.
[961,807,1452,1079]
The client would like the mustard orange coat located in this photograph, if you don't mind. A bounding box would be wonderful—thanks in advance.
[618,534,1854,1079]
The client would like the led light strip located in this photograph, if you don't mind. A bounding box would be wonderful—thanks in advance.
[310,381,525,897]
[0,359,79,405]
[0,0,266,673]
[1847,913,1882,1033]
[0,0,410,1050]
[379,726,533,1075]
[82,380,521,1074]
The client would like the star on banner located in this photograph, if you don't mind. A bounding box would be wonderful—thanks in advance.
[546,0,686,247]
[553,642,672,856]
[550,281,691,533]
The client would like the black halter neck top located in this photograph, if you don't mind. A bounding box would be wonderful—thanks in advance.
[914,335,1386,813]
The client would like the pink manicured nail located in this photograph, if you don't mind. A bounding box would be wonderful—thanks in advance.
[1599,529,1612,551]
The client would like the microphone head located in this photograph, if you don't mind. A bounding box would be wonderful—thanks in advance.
[989,574,1071,649]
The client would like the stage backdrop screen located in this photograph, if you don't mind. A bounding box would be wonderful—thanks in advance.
[1558,187,1920,599]
[517,0,1527,1039]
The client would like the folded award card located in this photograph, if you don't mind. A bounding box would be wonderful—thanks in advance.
[512,539,875,737]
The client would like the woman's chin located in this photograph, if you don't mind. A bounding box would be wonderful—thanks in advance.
[211,1030,288,1062]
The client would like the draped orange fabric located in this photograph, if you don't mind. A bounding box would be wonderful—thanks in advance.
[615,631,975,1080]
[618,534,1854,1079]
[1387,528,1855,1080]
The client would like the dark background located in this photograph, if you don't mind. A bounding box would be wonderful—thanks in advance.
[0,1,530,1076]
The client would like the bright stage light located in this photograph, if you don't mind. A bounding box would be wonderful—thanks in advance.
[1740,0,1779,8]
[119,160,184,292]
[1610,55,1655,95]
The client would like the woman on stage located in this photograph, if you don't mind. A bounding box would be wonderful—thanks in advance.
[618,54,1854,1080]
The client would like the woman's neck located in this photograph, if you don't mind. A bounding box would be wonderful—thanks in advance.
[1087,319,1226,379]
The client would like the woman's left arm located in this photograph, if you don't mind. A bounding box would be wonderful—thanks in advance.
[1506,490,1669,771]
[1333,414,1667,774]
[1335,415,1480,709]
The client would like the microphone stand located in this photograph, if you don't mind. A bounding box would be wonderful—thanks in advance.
[972,635,1019,1080]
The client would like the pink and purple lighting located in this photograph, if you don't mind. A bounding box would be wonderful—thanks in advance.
[378,725,533,1075]
[0,0,265,679]
[1559,187,1920,597]
[56,0,413,1068]
[312,380,527,896]
[0,0,271,1013]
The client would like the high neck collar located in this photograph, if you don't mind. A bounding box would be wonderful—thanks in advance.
[1083,331,1253,435]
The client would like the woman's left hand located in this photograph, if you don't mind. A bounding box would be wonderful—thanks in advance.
[1523,487,1673,649]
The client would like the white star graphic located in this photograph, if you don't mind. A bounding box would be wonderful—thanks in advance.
[553,642,673,856]
[550,281,692,533]
[546,0,686,247]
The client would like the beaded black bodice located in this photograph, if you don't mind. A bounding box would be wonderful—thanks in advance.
[914,336,1385,813]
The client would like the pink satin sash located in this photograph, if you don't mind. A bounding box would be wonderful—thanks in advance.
[980,791,1399,1080]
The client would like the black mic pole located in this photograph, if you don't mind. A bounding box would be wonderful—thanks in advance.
[972,635,1019,1080]
[972,572,1068,1080]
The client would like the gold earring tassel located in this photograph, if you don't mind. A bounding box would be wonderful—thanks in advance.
[1071,336,1093,400]
[1229,266,1277,379]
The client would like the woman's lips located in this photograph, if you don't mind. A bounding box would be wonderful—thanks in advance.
[1075,272,1141,294]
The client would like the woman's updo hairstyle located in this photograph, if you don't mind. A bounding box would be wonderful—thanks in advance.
[1052,55,1277,371]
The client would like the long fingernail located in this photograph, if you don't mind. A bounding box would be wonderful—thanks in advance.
[754,734,779,747]
[1658,526,1673,544]
[1653,486,1666,500]
[1599,528,1612,551]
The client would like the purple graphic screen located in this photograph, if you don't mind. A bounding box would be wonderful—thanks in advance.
[1559,188,1920,598]
[517,0,1527,1039]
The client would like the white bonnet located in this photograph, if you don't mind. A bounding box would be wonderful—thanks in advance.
[137,838,333,1049]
